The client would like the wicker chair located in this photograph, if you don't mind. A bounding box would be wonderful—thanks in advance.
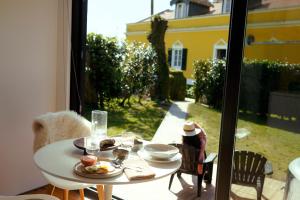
[168,144,217,197]
[232,150,273,200]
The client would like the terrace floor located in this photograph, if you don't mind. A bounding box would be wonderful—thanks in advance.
[27,164,285,200]
[112,164,285,200]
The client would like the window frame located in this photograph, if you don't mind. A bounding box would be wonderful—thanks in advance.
[171,41,183,70]
[70,0,249,198]
[213,39,228,60]
[175,2,186,18]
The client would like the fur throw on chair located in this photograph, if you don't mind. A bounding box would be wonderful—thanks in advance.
[33,111,91,153]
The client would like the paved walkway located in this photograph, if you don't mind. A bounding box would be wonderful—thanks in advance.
[151,99,193,144]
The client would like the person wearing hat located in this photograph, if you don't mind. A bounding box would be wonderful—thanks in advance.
[181,121,207,174]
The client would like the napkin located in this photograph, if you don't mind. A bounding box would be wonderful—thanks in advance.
[123,157,155,181]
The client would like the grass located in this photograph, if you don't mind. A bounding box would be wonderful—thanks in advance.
[83,98,169,140]
[187,103,300,181]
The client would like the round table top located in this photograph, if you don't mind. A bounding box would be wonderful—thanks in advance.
[33,139,181,185]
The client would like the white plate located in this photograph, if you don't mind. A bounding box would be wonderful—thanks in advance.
[137,149,182,163]
[144,144,179,159]
[73,161,123,179]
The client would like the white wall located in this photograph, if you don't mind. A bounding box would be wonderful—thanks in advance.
[0,0,71,194]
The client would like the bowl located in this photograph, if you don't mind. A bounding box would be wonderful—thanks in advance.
[144,144,179,160]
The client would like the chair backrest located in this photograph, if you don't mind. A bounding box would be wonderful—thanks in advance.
[33,111,91,152]
[172,143,200,175]
[232,150,267,185]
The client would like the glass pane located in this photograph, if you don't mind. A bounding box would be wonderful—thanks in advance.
[86,0,231,199]
[232,2,300,200]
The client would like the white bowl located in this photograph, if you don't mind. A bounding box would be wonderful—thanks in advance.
[144,144,179,160]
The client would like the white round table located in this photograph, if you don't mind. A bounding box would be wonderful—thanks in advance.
[34,139,181,200]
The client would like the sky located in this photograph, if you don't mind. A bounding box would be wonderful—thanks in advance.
[87,0,174,40]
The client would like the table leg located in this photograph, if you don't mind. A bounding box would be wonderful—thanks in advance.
[104,185,113,200]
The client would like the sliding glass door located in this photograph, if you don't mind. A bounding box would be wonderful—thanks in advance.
[230,1,300,200]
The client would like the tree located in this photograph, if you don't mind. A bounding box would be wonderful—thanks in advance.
[86,33,122,109]
[147,16,169,102]
[120,42,157,106]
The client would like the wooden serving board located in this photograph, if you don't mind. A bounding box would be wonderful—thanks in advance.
[73,162,123,179]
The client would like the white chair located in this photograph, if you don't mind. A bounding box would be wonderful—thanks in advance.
[0,194,59,200]
[33,111,104,200]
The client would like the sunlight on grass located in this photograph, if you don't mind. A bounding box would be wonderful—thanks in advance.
[187,103,300,181]
[84,98,169,141]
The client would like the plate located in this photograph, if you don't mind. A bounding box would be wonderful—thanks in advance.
[144,144,179,159]
[137,149,182,163]
[73,161,123,179]
[73,137,120,152]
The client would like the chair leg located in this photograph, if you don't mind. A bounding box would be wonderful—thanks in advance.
[63,189,69,200]
[96,184,104,200]
[169,173,175,190]
[79,189,85,200]
[205,162,213,184]
[177,171,182,178]
[50,185,56,196]
[256,177,264,200]
[197,174,204,197]
[256,187,262,200]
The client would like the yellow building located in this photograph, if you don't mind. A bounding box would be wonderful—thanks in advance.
[126,0,300,84]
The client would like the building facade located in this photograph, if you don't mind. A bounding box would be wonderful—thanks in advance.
[126,0,300,84]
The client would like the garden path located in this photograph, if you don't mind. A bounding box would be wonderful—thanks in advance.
[151,98,193,144]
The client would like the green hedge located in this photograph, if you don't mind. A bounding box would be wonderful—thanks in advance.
[193,59,300,114]
[169,70,186,101]
[240,60,300,116]
[193,59,225,109]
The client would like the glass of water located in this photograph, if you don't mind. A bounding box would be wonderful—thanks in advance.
[85,136,100,155]
[91,110,108,140]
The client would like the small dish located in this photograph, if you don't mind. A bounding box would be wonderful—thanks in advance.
[144,144,179,160]
[113,148,129,160]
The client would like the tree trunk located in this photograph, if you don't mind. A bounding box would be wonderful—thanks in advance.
[99,93,105,109]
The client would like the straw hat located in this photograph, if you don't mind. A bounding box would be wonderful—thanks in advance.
[181,121,201,136]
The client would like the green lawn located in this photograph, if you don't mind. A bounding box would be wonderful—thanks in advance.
[187,103,300,181]
[84,98,169,140]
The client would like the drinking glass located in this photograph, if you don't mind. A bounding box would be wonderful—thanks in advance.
[85,136,100,155]
[91,110,107,140]
[120,132,135,151]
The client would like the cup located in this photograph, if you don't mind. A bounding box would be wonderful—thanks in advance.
[120,132,135,151]
[85,136,100,155]
[91,110,107,140]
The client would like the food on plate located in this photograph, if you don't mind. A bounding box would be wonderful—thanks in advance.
[84,161,115,174]
[100,138,115,150]
[80,155,97,167]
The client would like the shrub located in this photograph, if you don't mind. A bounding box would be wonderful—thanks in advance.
[86,33,122,109]
[193,59,225,109]
[206,59,226,109]
[193,58,300,114]
[186,85,195,99]
[240,59,300,116]
[193,59,211,102]
[169,70,186,101]
[120,42,157,106]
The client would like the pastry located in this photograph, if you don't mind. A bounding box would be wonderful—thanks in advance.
[100,138,115,150]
